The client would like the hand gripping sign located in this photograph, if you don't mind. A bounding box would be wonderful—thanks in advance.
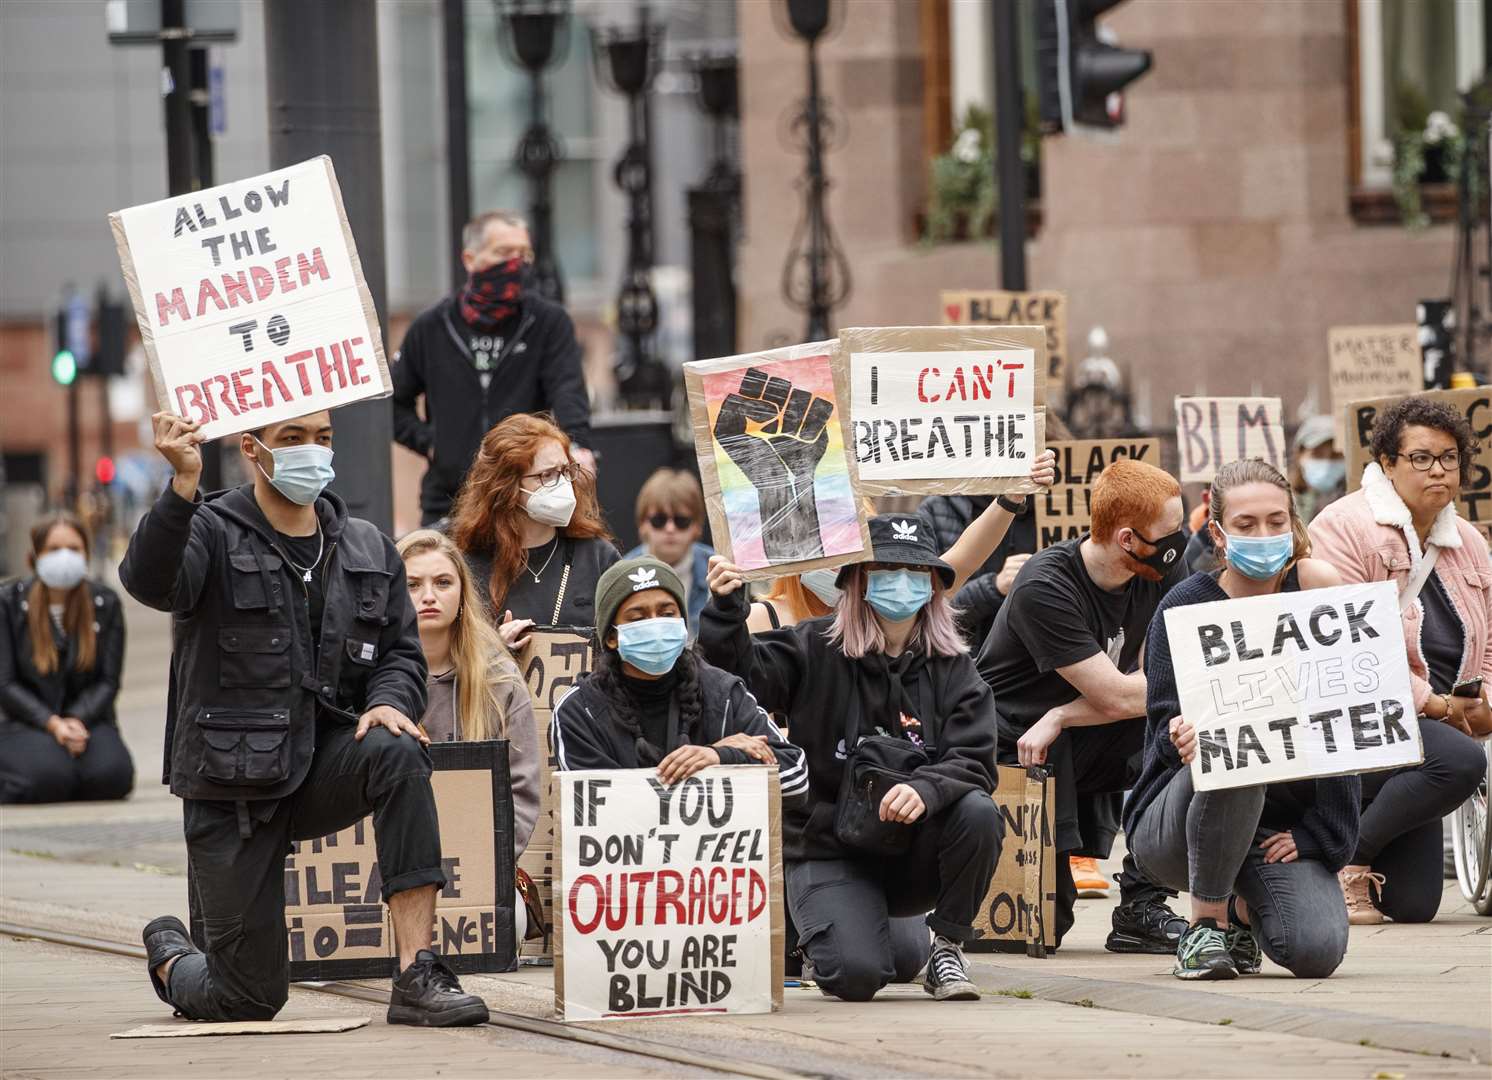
[1163,581,1422,792]
[109,156,391,440]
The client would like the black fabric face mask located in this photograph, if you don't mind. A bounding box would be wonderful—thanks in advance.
[1124,528,1185,579]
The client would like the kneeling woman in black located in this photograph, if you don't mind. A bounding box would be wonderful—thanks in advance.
[699,514,1000,1003]
[551,556,808,794]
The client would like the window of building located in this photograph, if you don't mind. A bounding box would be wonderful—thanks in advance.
[1350,0,1489,223]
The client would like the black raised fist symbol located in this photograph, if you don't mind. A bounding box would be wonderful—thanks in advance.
[715,367,835,562]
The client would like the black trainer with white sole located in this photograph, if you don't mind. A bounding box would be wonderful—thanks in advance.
[141,915,197,1005]
[923,937,980,1001]
[1105,896,1189,954]
[387,949,490,1027]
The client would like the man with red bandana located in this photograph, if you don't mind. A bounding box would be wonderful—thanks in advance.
[392,211,594,526]
[976,458,1190,954]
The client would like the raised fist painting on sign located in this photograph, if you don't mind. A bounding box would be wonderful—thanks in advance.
[714,366,837,563]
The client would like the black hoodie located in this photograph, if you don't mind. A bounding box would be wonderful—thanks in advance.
[697,589,997,861]
[119,483,427,802]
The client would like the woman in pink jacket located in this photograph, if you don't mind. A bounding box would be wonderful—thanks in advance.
[1309,397,1489,925]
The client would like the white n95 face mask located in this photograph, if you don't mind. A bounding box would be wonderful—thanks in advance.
[523,476,577,527]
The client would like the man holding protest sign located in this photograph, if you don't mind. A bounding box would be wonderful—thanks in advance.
[1310,396,1490,924]
[976,459,1189,952]
[1128,460,1359,981]
[120,409,489,1027]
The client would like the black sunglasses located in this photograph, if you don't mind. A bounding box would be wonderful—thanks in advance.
[646,512,695,531]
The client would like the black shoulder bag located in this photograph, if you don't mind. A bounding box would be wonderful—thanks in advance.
[833,697,934,857]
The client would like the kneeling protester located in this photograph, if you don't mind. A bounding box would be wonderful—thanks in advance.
[698,514,1000,1003]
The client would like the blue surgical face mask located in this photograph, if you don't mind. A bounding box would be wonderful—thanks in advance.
[864,568,933,622]
[1221,530,1294,580]
[615,616,689,676]
[1302,457,1346,493]
[800,568,842,607]
[254,438,335,506]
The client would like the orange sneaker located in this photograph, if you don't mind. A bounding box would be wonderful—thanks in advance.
[1071,856,1110,899]
[1338,865,1386,925]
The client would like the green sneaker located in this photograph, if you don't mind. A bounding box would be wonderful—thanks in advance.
[1224,925,1262,974]
[1173,919,1238,981]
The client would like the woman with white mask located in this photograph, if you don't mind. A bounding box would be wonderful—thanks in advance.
[0,512,135,803]
[450,413,620,648]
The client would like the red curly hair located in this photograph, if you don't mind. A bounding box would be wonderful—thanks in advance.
[1090,458,1180,543]
[449,414,611,610]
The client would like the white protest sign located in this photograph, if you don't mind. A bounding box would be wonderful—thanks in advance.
[1174,396,1286,484]
[109,156,390,440]
[1165,581,1422,792]
[554,766,784,1022]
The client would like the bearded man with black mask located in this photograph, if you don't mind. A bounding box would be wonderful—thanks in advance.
[976,458,1190,953]
[392,211,594,526]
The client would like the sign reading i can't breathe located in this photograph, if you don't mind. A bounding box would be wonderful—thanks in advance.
[1164,582,1422,792]
[109,156,391,440]
[554,766,784,1022]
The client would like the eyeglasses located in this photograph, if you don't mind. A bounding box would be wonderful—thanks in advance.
[522,463,577,489]
[646,512,695,531]
[494,245,535,265]
[1398,450,1462,472]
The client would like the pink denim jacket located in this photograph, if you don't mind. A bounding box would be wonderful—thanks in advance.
[1308,463,1492,714]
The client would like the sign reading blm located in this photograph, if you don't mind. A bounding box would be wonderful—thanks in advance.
[1164,582,1422,792]
[109,156,391,440]
[555,766,784,1022]
[1174,397,1286,484]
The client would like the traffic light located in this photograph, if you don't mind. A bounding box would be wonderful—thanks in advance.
[95,456,117,486]
[51,348,78,386]
[1036,0,1152,133]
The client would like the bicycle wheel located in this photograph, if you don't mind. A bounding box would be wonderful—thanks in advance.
[1451,738,1492,915]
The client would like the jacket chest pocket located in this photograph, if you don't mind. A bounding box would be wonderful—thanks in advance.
[218,626,292,688]
[1374,547,1411,580]
[197,709,290,786]
[348,567,391,626]
[228,550,286,612]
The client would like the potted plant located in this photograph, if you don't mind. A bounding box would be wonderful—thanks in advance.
[1391,82,1476,229]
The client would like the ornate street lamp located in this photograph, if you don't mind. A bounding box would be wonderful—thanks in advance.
[686,52,740,361]
[593,5,667,406]
[498,0,571,303]
[778,0,850,342]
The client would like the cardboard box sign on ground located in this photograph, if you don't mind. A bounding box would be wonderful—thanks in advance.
[968,765,1056,956]
[1174,397,1286,484]
[1035,438,1165,548]
[282,741,516,981]
[109,156,390,440]
[940,290,1067,397]
[1163,581,1423,792]
[553,766,785,1022]
[516,628,597,961]
[683,341,872,583]
[844,324,1049,497]
[1345,387,1492,526]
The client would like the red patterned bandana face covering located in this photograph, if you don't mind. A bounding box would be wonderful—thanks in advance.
[458,256,525,331]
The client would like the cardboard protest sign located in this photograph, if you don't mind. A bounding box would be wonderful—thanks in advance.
[284,741,515,980]
[516,627,597,961]
[969,765,1055,956]
[109,156,390,440]
[1345,387,1492,527]
[685,341,871,582]
[844,325,1048,497]
[941,290,1067,394]
[1036,438,1165,548]
[554,766,784,1021]
[1174,397,1286,484]
[1164,582,1422,792]
[1328,325,1422,442]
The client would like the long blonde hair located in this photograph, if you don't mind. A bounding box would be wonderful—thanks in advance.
[397,529,521,740]
[829,564,967,659]
[1208,458,1311,567]
[28,513,95,676]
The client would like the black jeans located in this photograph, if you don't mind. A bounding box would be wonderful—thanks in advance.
[156,726,446,1021]
[787,790,1001,1002]
[1354,717,1483,923]
[0,721,134,804]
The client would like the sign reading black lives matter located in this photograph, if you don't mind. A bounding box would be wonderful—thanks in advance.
[109,156,391,440]
[1164,582,1422,792]
[554,766,784,1021]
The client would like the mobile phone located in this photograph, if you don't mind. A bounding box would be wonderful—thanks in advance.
[1453,676,1484,699]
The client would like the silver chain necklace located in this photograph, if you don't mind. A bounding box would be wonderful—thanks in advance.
[525,537,559,583]
[282,522,324,583]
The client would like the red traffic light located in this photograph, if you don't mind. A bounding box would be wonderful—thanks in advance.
[95,456,116,485]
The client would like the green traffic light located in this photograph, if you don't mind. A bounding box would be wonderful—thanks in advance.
[52,349,77,386]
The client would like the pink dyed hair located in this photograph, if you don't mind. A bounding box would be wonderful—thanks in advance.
[828,565,968,659]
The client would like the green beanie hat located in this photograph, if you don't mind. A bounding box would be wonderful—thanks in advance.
[594,556,688,644]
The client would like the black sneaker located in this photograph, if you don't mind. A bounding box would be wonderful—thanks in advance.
[1173,919,1238,981]
[387,950,490,1027]
[923,936,980,1001]
[142,915,196,1004]
[1225,897,1262,975]
[1105,896,1189,954]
